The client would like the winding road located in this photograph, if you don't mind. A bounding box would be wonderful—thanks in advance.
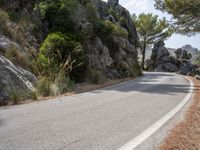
[0,72,192,150]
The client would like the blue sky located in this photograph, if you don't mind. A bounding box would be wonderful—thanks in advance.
[103,0,200,49]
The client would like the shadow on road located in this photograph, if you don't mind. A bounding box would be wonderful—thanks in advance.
[90,73,198,96]
[0,118,4,127]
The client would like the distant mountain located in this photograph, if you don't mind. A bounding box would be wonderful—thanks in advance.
[182,45,198,53]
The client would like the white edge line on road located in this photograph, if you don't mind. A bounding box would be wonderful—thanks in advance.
[118,75,194,150]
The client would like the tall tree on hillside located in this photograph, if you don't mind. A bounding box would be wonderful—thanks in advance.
[132,13,172,70]
[155,0,200,35]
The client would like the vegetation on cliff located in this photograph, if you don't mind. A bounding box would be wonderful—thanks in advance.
[0,0,142,101]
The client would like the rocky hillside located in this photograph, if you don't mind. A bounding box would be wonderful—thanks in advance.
[145,45,198,62]
[145,41,198,75]
[0,0,141,102]
[168,45,198,62]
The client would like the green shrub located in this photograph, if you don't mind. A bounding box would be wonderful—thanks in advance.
[53,71,74,94]
[120,17,127,26]
[35,0,78,33]
[0,10,10,35]
[93,20,112,37]
[105,21,128,38]
[34,32,87,82]
[85,2,99,22]
[94,20,128,39]
[87,68,107,84]
[108,8,119,21]
[37,77,51,97]
[37,72,74,97]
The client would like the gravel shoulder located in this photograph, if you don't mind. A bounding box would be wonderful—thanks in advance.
[159,77,200,150]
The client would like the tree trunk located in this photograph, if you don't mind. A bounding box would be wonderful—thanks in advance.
[141,43,146,70]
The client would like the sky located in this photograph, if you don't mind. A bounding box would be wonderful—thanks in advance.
[102,0,200,50]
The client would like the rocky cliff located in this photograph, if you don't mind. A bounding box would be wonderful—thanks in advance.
[74,0,140,78]
[0,0,141,102]
[146,41,198,75]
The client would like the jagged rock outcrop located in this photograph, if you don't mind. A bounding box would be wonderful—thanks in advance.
[146,41,198,75]
[86,37,113,70]
[146,41,178,72]
[77,0,140,78]
[0,55,36,102]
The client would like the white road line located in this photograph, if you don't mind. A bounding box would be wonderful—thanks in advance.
[118,75,193,150]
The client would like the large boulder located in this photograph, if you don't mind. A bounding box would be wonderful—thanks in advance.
[151,41,170,62]
[154,63,178,72]
[146,41,174,72]
[0,55,37,102]
[179,62,197,75]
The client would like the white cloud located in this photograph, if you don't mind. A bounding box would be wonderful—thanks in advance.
[101,0,148,14]
[123,0,148,12]
[103,0,148,14]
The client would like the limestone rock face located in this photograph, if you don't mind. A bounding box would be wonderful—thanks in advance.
[151,41,170,61]
[0,55,36,102]
[146,41,178,72]
[154,63,178,72]
[76,0,141,78]
[86,37,113,71]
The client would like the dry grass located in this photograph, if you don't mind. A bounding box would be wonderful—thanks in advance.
[1,77,136,107]
[159,77,200,150]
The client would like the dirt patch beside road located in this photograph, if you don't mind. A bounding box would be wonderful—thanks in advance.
[159,77,200,150]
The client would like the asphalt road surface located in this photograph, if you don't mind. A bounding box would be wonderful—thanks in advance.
[0,72,191,150]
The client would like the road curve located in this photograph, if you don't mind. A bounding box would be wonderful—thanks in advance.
[0,72,191,150]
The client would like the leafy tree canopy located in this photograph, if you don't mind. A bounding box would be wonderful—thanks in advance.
[132,13,172,69]
[155,0,200,35]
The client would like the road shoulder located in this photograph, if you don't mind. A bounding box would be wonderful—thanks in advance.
[159,77,200,149]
